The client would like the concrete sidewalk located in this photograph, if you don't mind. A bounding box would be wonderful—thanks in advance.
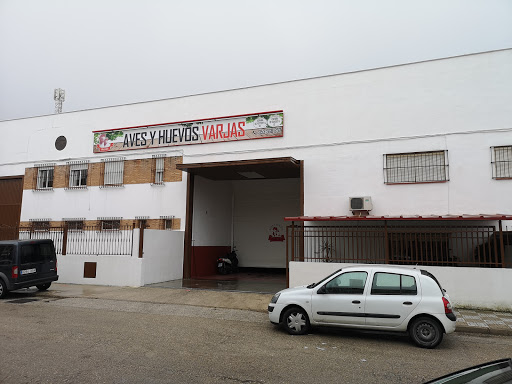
[34,283,512,336]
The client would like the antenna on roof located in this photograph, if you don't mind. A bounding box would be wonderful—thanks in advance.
[54,88,65,114]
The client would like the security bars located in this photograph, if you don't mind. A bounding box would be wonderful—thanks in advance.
[384,151,448,184]
[66,160,89,189]
[151,154,166,185]
[101,157,125,187]
[491,146,512,179]
[35,163,55,190]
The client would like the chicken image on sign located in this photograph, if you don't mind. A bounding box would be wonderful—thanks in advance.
[92,111,284,153]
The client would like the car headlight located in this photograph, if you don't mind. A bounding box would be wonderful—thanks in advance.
[270,293,281,304]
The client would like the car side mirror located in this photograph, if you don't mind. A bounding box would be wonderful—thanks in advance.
[317,286,326,294]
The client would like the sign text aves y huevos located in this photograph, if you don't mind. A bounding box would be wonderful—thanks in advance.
[93,111,284,153]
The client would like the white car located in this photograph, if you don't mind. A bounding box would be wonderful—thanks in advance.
[268,265,456,348]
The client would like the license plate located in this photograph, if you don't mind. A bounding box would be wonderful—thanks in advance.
[218,263,223,267]
[20,268,36,275]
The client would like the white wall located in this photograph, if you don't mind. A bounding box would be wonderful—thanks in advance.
[142,229,184,284]
[20,182,186,227]
[57,229,185,287]
[233,178,300,268]
[289,262,512,311]
[57,254,143,286]
[192,176,233,246]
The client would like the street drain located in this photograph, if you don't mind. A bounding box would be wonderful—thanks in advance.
[8,298,39,304]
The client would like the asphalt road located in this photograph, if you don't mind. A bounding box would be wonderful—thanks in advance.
[1,297,511,384]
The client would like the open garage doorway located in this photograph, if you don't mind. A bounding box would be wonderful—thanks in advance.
[176,157,302,293]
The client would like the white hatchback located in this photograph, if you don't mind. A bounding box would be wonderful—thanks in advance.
[268,265,456,348]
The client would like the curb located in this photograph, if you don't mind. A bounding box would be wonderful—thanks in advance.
[456,325,512,337]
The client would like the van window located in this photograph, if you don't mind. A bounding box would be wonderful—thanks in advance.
[0,245,14,265]
[20,243,54,264]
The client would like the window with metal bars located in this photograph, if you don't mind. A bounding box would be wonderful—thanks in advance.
[491,146,512,179]
[66,161,89,189]
[101,158,125,187]
[151,155,165,185]
[35,164,55,190]
[383,150,449,184]
[160,216,174,230]
[30,220,50,232]
[66,220,84,231]
[101,220,121,231]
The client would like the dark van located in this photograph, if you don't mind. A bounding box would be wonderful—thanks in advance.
[0,239,59,299]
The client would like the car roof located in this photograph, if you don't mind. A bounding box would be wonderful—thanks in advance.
[340,264,422,275]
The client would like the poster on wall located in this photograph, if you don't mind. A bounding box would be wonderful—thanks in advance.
[92,111,284,153]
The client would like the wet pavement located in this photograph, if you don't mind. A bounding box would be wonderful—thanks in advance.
[149,271,287,294]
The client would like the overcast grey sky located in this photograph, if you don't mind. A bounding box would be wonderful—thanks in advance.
[0,0,511,121]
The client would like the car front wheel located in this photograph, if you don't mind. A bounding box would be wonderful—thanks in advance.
[36,283,52,291]
[283,307,310,335]
[409,316,443,348]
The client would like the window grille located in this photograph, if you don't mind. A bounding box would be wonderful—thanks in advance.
[384,151,448,184]
[66,161,89,189]
[100,219,121,231]
[135,216,149,229]
[160,215,175,230]
[152,155,165,185]
[29,219,51,231]
[65,220,84,231]
[101,158,125,187]
[491,146,512,179]
[35,164,55,190]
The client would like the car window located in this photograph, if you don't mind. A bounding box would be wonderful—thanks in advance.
[324,272,367,294]
[371,272,417,295]
[0,245,14,265]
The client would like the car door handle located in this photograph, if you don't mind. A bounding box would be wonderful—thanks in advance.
[352,300,361,304]
[403,301,413,305]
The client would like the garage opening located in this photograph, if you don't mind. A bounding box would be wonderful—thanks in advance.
[175,157,302,293]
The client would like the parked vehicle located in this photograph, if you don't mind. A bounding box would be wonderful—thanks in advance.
[217,249,239,275]
[0,239,59,299]
[426,358,512,383]
[268,265,456,348]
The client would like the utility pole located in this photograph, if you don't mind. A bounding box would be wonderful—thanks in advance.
[54,88,65,114]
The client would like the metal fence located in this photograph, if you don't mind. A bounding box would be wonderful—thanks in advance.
[0,225,134,256]
[287,224,512,268]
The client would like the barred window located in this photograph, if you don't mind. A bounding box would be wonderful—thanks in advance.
[152,155,165,185]
[30,220,50,232]
[66,220,84,231]
[161,216,175,230]
[101,220,121,231]
[491,146,512,179]
[384,151,449,184]
[35,164,55,190]
[67,161,89,189]
[101,158,125,187]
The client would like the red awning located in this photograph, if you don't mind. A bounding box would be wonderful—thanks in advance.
[284,214,512,222]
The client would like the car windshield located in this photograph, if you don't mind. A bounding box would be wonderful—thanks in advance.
[307,269,342,289]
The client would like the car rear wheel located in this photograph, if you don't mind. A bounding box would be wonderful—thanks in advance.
[36,283,52,291]
[409,316,443,348]
[283,307,310,335]
[0,279,7,299]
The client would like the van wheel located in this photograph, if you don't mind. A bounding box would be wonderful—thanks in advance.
[0,279,7,299]
[36,283,52,291]
[409,317,443,348]
[283,307,310,335]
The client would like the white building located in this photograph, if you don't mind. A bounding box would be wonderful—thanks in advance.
[1,49,511,309]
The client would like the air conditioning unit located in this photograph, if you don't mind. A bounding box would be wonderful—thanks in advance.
[349,196,373,211]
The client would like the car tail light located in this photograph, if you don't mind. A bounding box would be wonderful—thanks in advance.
[443,297,453,314]
[55,259,58,273]
[12,266,18,279]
